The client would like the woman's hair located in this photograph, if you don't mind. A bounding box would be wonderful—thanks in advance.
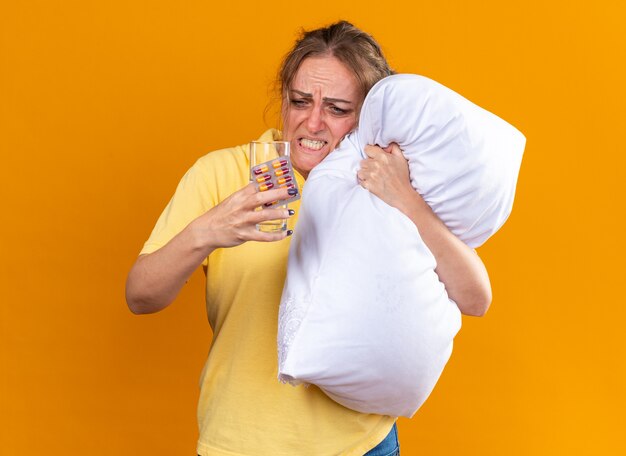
[278,21,393,104]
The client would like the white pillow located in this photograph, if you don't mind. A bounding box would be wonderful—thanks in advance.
[277,74,525,417]
[357,74,525,247]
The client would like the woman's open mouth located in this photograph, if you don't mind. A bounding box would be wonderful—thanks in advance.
[299,138,328,151]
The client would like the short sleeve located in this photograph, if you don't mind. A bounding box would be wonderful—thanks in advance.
[140,162,216,256]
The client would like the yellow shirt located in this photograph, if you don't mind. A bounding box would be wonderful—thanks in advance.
[141,129,395,455]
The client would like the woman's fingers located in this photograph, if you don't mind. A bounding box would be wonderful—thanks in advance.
[194,183,297,248]
[245,227,293,242]
[234,201,293,243]
[363,144,386,159]
[359,145,386,189]
[248,206,293,225]
[238,183,294,210]
[382,142,401,155]
[358,143,413,208]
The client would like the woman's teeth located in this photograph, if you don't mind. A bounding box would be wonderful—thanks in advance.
[300,138,326,150]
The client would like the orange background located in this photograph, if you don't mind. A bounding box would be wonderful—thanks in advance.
[1,0,625,454]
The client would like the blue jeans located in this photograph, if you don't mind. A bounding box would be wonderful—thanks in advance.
[363,423,400,456]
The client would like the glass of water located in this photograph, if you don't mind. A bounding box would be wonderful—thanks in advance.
[249,140,290,232]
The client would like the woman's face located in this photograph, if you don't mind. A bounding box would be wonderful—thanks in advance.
[282,55,362,178]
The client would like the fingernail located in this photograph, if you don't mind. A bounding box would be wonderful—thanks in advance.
[286,230,293,236]
[288,209,295,216]
[287,188,298,196]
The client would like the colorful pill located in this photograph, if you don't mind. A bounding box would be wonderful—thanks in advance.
[272,159,288,169]
[279,182,295,189]
[256,174,271,183]
[277,176,292,185]
[253,164,269,175]
[259,182,274,191]
[264,201,278,207]
[274,167,290,176]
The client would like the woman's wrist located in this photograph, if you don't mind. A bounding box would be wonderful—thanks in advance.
[395,188,439,232]
[187,215,219,259]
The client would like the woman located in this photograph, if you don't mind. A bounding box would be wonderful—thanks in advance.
[126,21,490,455]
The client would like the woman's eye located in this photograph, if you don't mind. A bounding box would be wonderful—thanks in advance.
[330,106,349,115]
[291,99,307,107]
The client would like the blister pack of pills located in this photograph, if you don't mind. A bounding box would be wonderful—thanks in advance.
[251,156,301,206]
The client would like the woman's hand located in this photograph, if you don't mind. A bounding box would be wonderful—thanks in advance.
[357,143,492,316]
[357,143,415,210]
[188,183,296,250]
[125,184,296,314]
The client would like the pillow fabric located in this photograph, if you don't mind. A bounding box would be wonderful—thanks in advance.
[277,74,525,417]
[357,74,526,247]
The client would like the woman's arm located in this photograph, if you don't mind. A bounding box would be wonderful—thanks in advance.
[125,184,295,314]
[357,144,492,316]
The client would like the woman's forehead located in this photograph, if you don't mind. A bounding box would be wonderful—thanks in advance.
[290,56,361,101]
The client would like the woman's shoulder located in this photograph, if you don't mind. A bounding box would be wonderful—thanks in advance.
[194,142,247,172]
[193,129,279,175]
[187,130,278,197]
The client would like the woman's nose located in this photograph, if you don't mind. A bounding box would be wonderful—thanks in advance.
[305,107,324,133]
